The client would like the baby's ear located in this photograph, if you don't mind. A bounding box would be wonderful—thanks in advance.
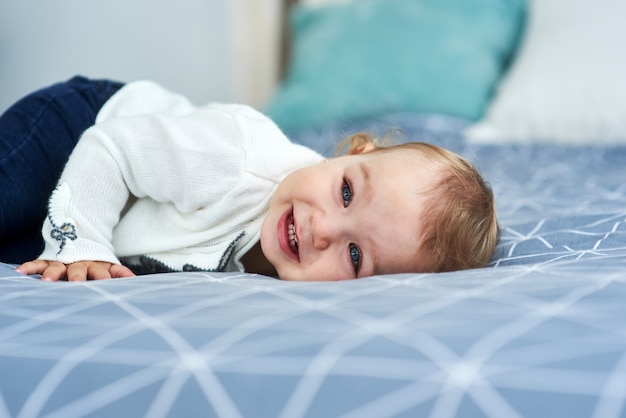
[349,142,377,155]
[343,132,378,155]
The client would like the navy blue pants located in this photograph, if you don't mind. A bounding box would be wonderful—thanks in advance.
[0,76,123,263]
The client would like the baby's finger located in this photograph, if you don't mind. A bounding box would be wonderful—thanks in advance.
[109,264,135,279]
[66,263,89,282]
[41,262,69,282]
[88,263,113,280]
[16,259,50,275]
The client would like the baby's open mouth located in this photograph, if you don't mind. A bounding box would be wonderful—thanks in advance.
[278,208,300,262]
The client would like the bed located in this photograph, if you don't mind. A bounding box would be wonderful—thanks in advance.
[1,0,626,417]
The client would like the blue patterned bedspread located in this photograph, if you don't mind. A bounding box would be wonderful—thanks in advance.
[1,114,625,418]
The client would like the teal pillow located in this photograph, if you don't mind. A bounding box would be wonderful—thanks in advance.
[265,0,526,132]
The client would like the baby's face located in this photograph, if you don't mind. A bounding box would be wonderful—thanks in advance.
[260,148,443,281]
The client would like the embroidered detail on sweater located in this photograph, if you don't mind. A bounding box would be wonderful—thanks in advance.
[121,231,247,275]
[49,221,77,254]
[47,183,78,255]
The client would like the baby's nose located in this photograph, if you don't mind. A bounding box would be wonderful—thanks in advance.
[310,209,339,250]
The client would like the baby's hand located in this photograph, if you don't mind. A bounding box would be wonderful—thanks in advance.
[16,259,135,282]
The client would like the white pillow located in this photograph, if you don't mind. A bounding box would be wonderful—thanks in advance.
[465,0,626,144]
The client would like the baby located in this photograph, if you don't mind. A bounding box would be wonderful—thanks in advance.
[259,134,500,280]
[1,77,499,281]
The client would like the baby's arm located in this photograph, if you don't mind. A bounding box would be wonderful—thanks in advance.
[22,105,243,281]
[28,126,133,279]
[14,127,132,280]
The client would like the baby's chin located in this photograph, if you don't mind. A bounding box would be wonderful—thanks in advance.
[275,269,354,282]
[274,269,302,282]
[274,269,294,281]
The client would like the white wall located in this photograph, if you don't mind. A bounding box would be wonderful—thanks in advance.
[0,0,281,114]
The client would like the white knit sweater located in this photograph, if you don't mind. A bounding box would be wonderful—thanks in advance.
[39,81,323,273]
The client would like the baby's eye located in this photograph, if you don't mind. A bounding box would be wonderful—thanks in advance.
[342,179,353,207]
[349,243,361,275]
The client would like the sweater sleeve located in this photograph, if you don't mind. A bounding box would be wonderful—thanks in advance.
[39,105,245,264]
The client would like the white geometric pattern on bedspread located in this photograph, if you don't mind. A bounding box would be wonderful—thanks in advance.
[477,145,626,268]
[1,264,625,418]
[1,116,625,417]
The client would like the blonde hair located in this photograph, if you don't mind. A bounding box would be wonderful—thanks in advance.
[339,132,500,273]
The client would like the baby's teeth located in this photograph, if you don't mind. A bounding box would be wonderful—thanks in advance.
[289,222,298,247]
